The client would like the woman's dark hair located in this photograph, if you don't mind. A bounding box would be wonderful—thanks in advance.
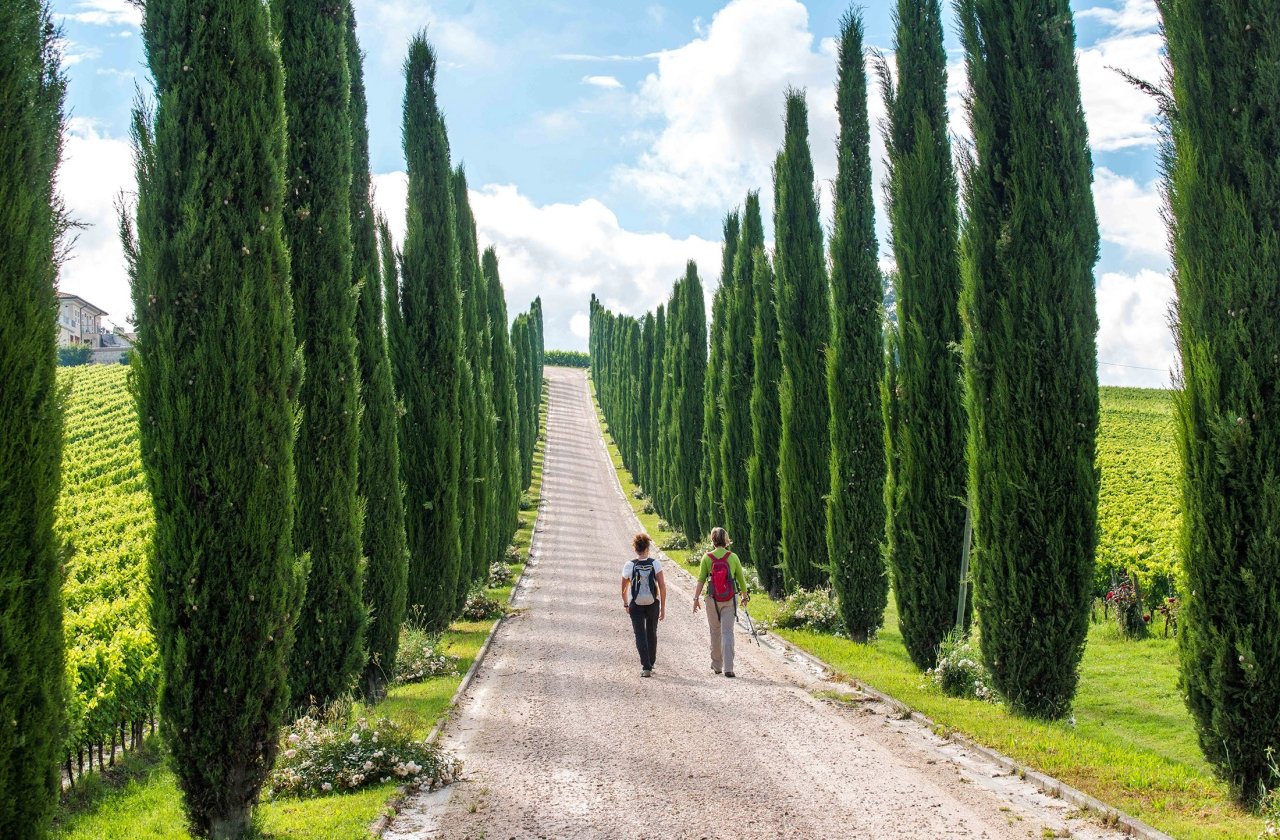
[710,527,728,547]
[632,533,652,554]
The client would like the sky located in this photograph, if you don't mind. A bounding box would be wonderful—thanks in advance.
[52,0,1175,387]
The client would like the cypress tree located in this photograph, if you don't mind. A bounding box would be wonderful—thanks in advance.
[774,89,831,591]
[656,296,675,515]
[124,0,306,829]
[722,192,763,567]
[701,212,739,534]
[1159,0,1280,801]
[483,247,521,551]
[748,244,785,597]
[360,211,409,701]
[350,15,408,702]
[879,0,968,669]
[452,167,495,592]
[648,304,666,497]
[512,313,534,487]
[276,0,366,710]
[826,10,886,642]
[0,2,65,832]
[391,35,463,631]
[671,263,707,540]
[958,0,1099,719]
[638,311,657,492]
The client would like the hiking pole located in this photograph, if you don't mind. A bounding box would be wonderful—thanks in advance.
[741,604,761,646]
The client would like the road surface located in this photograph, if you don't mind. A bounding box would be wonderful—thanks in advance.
[385,367,1122,840]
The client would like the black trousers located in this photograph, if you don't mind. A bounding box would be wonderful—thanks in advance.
[629,600,660,669]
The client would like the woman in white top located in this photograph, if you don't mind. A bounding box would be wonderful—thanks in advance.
[621,532,666,677]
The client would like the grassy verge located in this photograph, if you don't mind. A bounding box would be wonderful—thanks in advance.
[52,385,550,840]
[589,386,1259,840]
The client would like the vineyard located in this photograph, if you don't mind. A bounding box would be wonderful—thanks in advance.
[56,365,157,783]
[1095,388,1181,601]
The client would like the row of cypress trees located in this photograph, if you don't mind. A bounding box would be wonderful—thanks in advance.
[590,4,1101,723]
[104,6,540,832]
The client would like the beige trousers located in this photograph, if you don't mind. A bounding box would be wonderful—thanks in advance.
[704,594,737,672]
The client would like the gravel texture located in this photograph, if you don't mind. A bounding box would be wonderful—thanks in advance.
[384,367,1125,840]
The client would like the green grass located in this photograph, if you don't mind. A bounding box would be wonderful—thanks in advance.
[52,383,551,839]
[592,384,1261,840]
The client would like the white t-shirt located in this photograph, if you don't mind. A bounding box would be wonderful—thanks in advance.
[621,557,662,579]
[622,558,662,605]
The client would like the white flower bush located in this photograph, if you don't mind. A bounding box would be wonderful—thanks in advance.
[267,713,460,799]
[928,631,997,702]
[394,626,460,685]
[772,588,844,635]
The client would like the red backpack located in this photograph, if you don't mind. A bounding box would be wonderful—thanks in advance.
[708,550,736,602]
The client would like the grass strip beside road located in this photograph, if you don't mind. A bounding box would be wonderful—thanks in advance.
[590,384,1259,840]
[52,386,550,840]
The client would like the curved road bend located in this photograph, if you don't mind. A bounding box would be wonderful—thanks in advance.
[385,366,1125,840]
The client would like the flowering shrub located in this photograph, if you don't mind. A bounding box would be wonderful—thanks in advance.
[267,714,460,799]
[488,560,514,587]
[660,532,689,551]
[394,626,458,685]
[1106,573,1149,639]
[461,588,504,621]
[772,589,843,635]
[928,631,996,702]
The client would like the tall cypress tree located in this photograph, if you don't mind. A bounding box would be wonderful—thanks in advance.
[360,211,409,701]
[775,90,831,591]
[1160,0,1280,802]
[392,35,463,631]
[350,15,408,702]
[722,192,763,565]
[648,304,666,497]
[826,10,886,642]
[656,295,676,515]
[638,312,657,492]
[512,313,534,487]
[124,0,306,829]
[748,243,784,597]
[958,0,1099,719]
[701,212,739,534]
[0,3,65,832]
[670,263,707,540]
[483,247,521,551]
[879,0,968,669]
[276,0,366,710]
[452,167,495,593]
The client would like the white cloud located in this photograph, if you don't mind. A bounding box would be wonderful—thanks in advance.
[1096,269,1177,388]
[352,0,495,68]
[583,75,624,89]
[1094,167,1166,259]
[615,0,840,213]
[57,120,136,330]
[59,41,102,67]
[1077,0,1160,35]
[371,174,721,351]
[63,0,142,27]
[647,5,668,27]
[1077,31,1165,151]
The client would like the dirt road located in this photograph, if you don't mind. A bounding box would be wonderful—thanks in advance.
[385,367,1123,840]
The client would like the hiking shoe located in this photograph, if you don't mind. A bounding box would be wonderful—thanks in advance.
[641,668,652,677]
[725,671,736,678]
[712,667,722,675]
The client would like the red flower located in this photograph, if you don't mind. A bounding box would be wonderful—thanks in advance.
[1143,614,1151,622]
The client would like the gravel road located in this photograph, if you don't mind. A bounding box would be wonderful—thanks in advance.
[384,367,1124,840]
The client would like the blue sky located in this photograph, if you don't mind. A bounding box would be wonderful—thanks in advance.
[52,0,1174,386]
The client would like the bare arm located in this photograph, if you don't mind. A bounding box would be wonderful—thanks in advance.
[621,578,630,611]
[657,571,667,620]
